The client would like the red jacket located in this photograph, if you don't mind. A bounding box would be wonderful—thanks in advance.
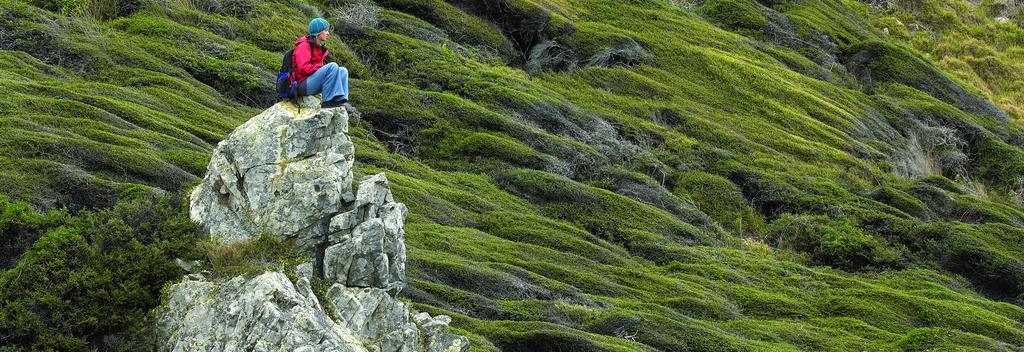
[291,35,329,84]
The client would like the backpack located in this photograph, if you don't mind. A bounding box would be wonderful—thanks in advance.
[276,40,315,100]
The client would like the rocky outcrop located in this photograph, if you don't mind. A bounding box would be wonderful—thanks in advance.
[159,270,469,352]
[325,173,408,295]
[188,103,355,248]
[159,272,364,352]
[325,286,467,352]
[161,100,469,352]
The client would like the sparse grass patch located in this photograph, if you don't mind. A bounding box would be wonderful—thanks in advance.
[199,233,307,279]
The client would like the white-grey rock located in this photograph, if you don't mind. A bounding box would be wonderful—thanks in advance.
[295,262,315,281]
[158,271,470,352]
[176,102,469,352]
[174,258,202,273]
[326,173,408,294]
[356,173,394,208]
[324,218,404,292]
[189,103,353,247]
[412,312,470,352]
[157,272,365,352]
[425,333,471,352]
[327,285,408,342]
[324,285,468,352]
[378,323,420,352]
[296,94,323,110]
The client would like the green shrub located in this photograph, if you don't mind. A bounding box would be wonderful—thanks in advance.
[494,168,708,256]
[726,284,816,319]
[377,0,515,59]
[483,320,649,352]
[0,196,68,269]
[910,223,1024,301]
[476,211,629,266]
[378,10,448,43]
[418,127,544,171]
[0,193,204,351]
[429,0,577,69]
[864,186,933,220]
[845,40,1008,121]
[896,327,1012,351]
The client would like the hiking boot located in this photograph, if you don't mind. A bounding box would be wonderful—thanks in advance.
[321,97,348,109]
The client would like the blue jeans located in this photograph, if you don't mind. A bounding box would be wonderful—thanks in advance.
[302,62,348,101]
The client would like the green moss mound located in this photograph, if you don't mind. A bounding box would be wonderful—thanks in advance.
[845,40,1009,121]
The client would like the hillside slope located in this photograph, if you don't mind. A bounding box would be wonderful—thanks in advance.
[2,0,1024,350]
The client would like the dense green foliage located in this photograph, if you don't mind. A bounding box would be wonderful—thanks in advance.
[0,193,312,350]
[0,194,203,351]
[1,0,1023,350]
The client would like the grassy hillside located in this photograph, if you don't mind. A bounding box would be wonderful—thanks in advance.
[2,0,1024,350]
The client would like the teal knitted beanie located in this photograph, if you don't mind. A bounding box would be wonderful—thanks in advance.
[308,17,329,35]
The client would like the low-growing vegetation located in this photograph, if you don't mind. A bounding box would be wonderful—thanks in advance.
[1,0,1023,350]
[0,193,203,351]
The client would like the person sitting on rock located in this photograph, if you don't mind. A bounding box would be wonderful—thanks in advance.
[292,17,349,109]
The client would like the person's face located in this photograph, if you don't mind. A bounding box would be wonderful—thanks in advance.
[316,29,329,42]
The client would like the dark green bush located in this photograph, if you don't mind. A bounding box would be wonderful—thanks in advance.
[221,0,258,17]
[896,327,1011,351]
[0,193,204,351]
[378,10,448,43]
[864,186,933,220]
[428,0,577,69]
[418,127,545,171]
[404,280,509,320]
[910,223,1024,301]
[78,0,143,19]
[915,175,967,194]
[727,169,809,219]
[29,0,87,14]
[377,0,514,58]
[492,168,711,265]
[0,5,105,76]
[0,196,68,269]
[486,321,635,352]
